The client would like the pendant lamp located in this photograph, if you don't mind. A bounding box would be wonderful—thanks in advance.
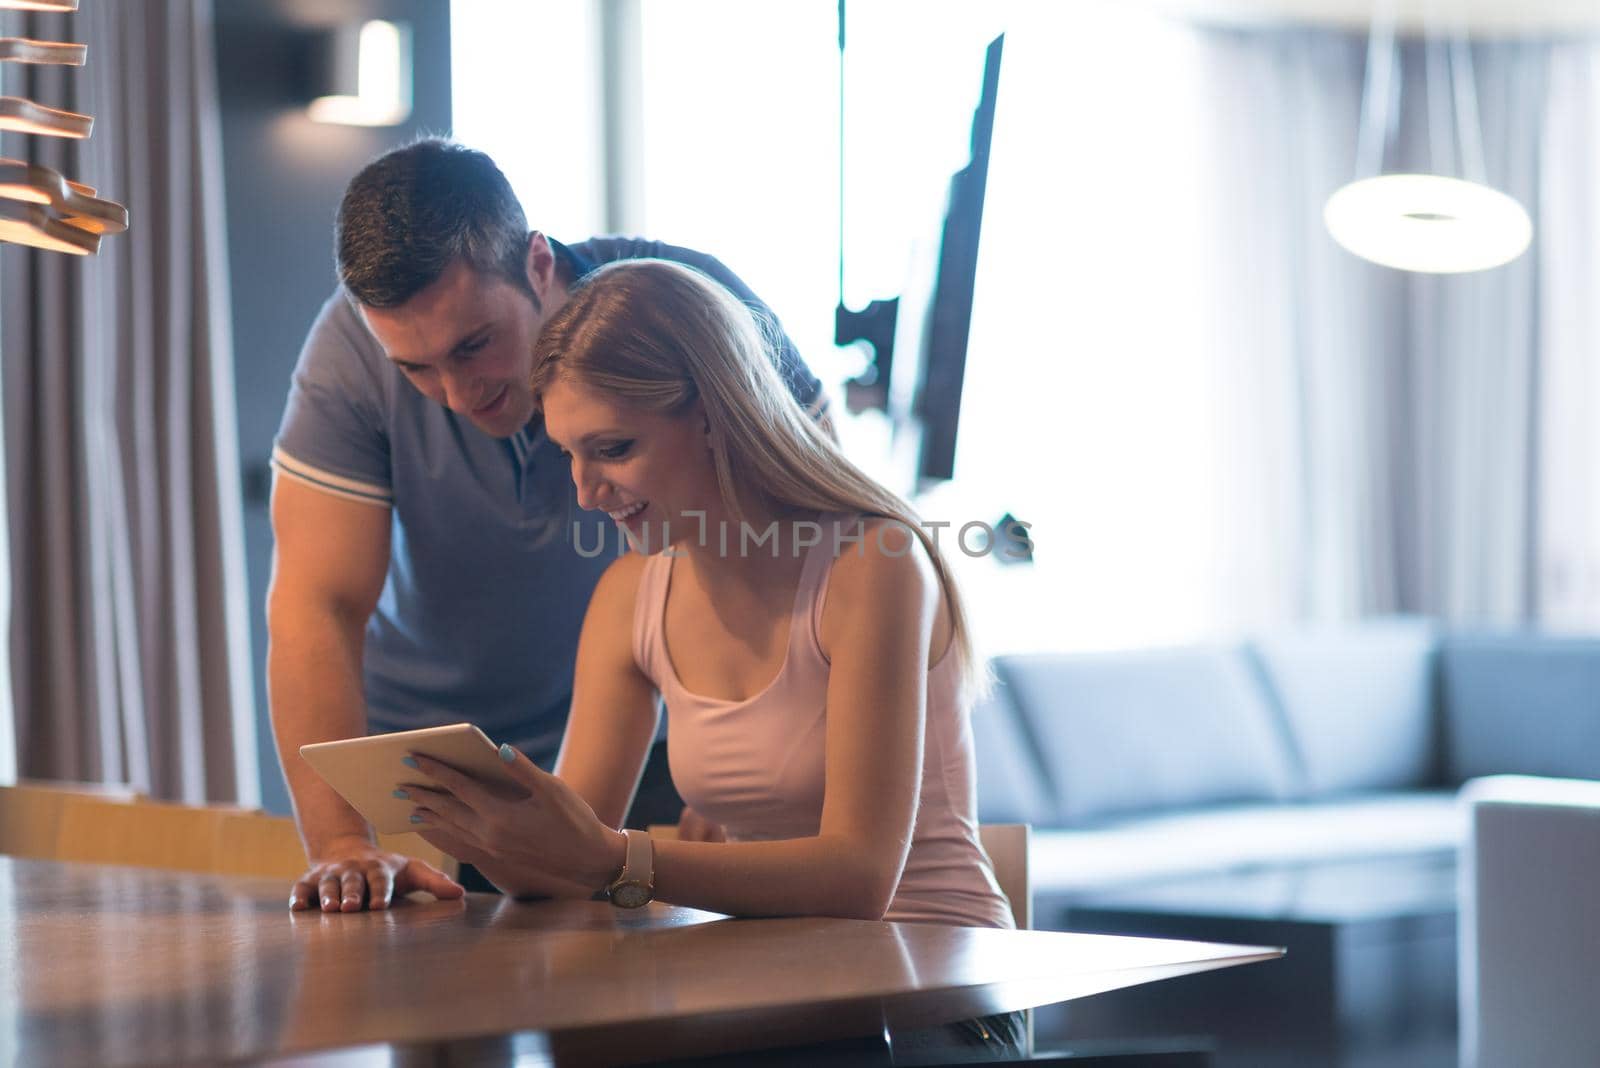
[1323,9,1530,274]
[0,0,129,255]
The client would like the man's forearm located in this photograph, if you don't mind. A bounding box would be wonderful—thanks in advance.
[267,605,376,859]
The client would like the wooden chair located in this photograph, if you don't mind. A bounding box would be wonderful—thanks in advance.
[978,823,1031,932]
[0,780,143,860]
[978,823,1034,1057]
[207,809,457,882]
[1,785,455,883]
[53,795,232,872]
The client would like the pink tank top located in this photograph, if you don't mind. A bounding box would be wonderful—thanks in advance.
[632,513,1014,929]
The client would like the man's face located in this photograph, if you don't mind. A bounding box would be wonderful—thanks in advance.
[360,258,546,438]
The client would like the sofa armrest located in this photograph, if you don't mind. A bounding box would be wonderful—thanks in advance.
[1459,775,1600,1068]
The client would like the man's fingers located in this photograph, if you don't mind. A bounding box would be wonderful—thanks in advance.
[291,849,412,913]
[396,858,465,900]
[366,863,396,911]
[339,870,367,912]
[289,878,316,910]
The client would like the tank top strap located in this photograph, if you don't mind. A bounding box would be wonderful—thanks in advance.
[797,513,866,668]
[631,551,675,686]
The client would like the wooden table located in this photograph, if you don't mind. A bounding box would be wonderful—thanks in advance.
[0,857,1281,1066]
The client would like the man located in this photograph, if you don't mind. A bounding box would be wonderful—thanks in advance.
[270,139,826,912]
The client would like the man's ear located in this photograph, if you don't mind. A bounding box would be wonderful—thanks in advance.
[525,231,557,303]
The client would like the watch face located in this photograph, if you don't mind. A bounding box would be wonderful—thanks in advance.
[611,881,651,909]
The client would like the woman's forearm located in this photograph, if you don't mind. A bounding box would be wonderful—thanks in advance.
[649,834,903,920]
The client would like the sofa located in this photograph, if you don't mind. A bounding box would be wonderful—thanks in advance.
[972,617,1600,901]
[970,619,1600,1062]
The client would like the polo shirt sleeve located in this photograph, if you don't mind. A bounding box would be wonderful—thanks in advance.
[271,290,394,508]
[584,238,827,419]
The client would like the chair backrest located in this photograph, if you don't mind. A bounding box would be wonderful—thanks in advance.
[0,786,59,859]
[1,781,142,860]
[978,823,1031,931]
[54,796,233,871]
[8,787,455,882]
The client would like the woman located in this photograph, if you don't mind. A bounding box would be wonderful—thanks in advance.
[401,259,1020,1054]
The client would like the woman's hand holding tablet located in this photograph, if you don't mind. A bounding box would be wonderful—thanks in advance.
[399,744,627,901]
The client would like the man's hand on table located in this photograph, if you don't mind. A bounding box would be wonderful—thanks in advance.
[289,835,464,912]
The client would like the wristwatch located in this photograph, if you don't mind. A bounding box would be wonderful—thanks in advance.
[605,828,655,909]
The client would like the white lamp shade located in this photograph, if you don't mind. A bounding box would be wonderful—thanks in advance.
[1324,174,1532,274]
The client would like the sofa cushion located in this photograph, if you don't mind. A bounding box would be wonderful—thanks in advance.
[1440,634,1600,783]
[1249,619,1440,797]
[1028,791,1463,895]
[994,647,1299,826]
[969,674,1059,825]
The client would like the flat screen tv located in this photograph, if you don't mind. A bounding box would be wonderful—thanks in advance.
[836,31,1003,493]
[909,32,1003,486]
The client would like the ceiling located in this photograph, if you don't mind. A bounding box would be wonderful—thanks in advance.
[1145,0,1600,35]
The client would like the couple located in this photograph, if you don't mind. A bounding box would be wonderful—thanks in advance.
[276,138,1020,1058]
[273,141,1018,1052]
[397,255,1014,931]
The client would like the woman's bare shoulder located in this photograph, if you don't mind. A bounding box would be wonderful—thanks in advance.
[824,517,936,617]
[587,550,649,619]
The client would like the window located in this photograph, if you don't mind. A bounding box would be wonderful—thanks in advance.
[453,2,1271,653]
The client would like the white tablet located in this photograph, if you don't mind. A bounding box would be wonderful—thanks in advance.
[299,723,525,835]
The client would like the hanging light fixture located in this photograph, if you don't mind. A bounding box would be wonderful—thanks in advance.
[1323,6,1531,274]
[0,0,128,256]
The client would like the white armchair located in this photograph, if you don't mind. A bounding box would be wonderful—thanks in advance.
[1459,775,1600,1068]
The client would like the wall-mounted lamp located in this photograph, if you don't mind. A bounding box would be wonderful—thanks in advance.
[0,0,79,11]
[304,20,411,127]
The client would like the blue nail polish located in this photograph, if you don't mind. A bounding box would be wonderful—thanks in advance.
[498,743,516,764]
[392,789,409,800]
[409,814,424,824]
[401,756,419,769]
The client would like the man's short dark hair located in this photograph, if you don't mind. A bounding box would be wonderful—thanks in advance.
[336,138,534,308]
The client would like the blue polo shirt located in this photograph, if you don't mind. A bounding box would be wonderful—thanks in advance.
[272,237,824,762]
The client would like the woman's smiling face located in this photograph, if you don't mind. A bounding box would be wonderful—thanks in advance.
[541,376,722,552]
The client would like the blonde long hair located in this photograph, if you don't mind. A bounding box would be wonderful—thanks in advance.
[532,259,985,701]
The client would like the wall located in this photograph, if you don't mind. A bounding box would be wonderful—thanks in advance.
[213,0,451,813]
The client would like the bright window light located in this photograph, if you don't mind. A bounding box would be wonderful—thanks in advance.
[451,0,604,241]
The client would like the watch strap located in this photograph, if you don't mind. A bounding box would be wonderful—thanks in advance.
[606,828,654,907]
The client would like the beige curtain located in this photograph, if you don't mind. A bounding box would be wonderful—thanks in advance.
[0,0,257,804]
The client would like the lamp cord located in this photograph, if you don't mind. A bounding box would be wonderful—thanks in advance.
[837,0,846,306]
[1355,0,1397,180]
